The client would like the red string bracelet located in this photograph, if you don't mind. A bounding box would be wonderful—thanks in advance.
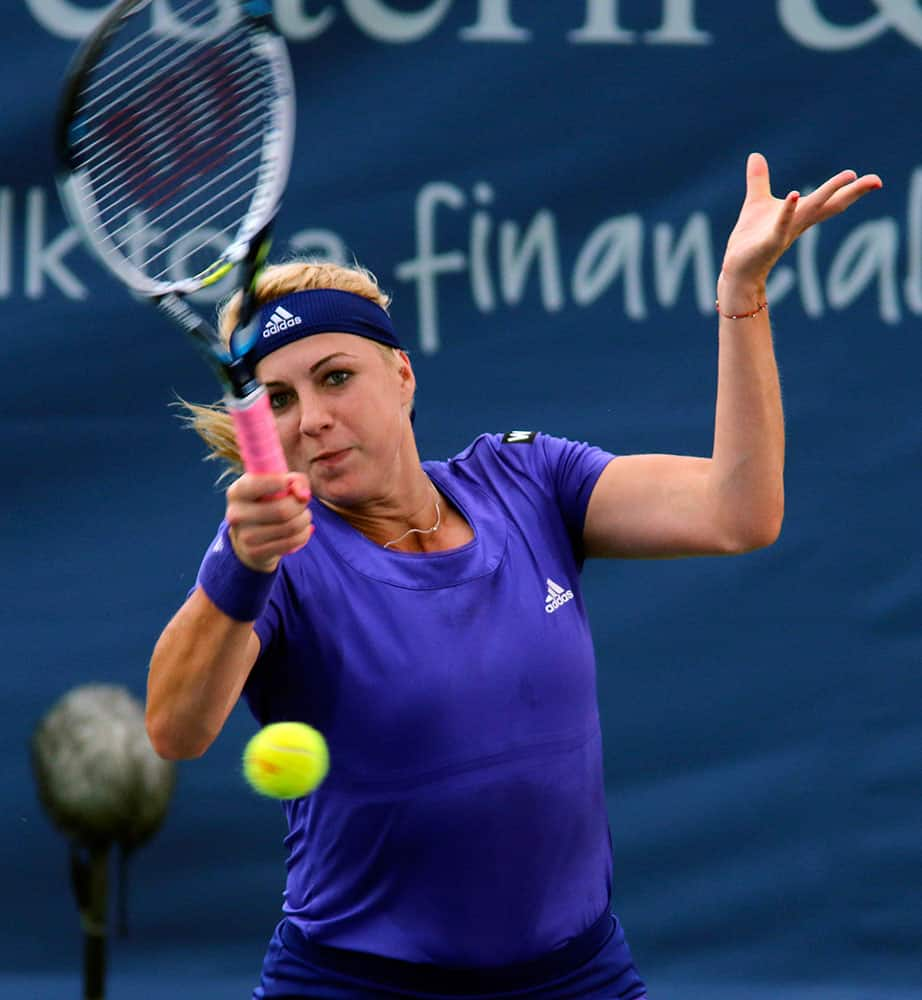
[715,299,768,320]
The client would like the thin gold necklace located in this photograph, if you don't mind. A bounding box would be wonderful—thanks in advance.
[383,478,442,550]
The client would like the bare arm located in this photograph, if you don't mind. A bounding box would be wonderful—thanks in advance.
[146,590,262,760]
[584,286,783,557]
[584,153,882,559]
[146,472,313,760]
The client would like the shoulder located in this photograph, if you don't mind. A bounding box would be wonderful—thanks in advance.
[450,430,550,467]
[438,431,546,486]
[436,433,613,520]
[448,431,612,480]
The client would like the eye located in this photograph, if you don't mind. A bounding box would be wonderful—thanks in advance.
[324,370,352,387]
[269,389,293,412]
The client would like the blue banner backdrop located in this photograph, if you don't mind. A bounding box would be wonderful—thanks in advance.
[1,2,919,997]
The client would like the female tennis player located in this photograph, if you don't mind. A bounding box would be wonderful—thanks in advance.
[146,153,881,999]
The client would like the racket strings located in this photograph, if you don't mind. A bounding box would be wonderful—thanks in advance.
[80,0,215,119]
[80,35,260,194]
[78,24,256,175]
[103,133,262,250]
[90,60,264,226]
[123,153,264,270]
[82,50,262,195]
[83,0,222,102]
[146,191,259,278]
[79,34,254,176]
[70,2,276,282]
[100,99,267,274]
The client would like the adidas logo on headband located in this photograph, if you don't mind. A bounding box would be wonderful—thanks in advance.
[262,305,302,337]
[249,289,403,364]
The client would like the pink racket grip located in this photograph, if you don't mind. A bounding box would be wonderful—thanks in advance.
[226,388,288,481]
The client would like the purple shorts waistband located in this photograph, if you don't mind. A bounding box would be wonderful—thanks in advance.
[279,910,615,995]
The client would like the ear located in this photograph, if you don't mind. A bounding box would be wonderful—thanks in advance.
[396,350,415,406]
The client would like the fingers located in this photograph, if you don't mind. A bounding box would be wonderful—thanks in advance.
[232,518,314,563]
[744,156,882,226]
[807,168,858,205]
[228,490,308,529]
[816,172,883,219]
[226,472,314,569]
[774,189,800,238]
[799,170,883,223]
[722,158,881,285]
[745,151,772,201]
[228,472,310,505]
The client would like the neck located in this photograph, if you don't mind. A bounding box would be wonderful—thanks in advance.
[319,470,442,551]
[383,478,441,550]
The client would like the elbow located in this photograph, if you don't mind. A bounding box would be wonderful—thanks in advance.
[146,708,212,761]
[738,518,783,553]
[726,505,784,554]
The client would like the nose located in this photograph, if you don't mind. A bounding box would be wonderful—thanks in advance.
[297,391,334,438]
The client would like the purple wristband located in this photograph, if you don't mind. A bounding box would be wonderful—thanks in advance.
[196,522,278,622]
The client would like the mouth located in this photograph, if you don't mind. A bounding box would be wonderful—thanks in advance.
[312,448,351,467]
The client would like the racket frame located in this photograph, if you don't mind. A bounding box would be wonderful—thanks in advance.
[54,0,295,474]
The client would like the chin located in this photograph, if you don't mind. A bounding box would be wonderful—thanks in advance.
[310,470,364,508]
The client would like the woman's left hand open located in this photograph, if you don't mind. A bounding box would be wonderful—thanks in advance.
[720,152,883,287]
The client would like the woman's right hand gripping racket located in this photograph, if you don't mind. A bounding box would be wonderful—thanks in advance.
[54,0,294,477]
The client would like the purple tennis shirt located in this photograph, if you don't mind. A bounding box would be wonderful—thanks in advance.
[238,432,616,967]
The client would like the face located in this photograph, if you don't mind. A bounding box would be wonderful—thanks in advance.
[255,332,415,505]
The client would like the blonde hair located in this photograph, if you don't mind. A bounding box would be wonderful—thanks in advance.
[179,259,395,476]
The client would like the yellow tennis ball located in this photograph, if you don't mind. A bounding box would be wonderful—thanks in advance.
[242,722,329,800]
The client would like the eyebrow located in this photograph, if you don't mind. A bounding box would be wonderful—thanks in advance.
[263,352,358,388]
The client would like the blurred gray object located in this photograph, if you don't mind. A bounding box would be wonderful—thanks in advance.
[31,684,176,1000]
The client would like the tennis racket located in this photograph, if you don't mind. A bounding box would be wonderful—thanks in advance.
[54,0,294,476]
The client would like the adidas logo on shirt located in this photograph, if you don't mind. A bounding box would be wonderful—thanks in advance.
[262,305,302,337]
[544,577,574,614]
